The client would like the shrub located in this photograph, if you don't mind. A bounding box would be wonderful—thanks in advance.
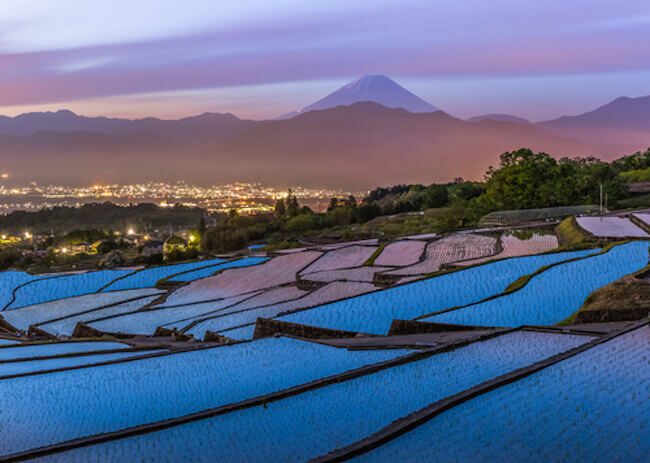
[99,250,126,268]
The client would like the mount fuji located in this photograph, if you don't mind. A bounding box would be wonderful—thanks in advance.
[279,74,439,119]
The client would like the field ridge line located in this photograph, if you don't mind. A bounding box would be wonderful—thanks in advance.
[308,319,649,463]
[0,328,516,462]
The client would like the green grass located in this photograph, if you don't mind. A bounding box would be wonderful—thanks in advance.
[358,210,444,237]
[363,243,387,266]
[555,217,592,246]
[620,167,650,182]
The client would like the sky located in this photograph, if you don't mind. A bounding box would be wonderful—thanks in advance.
[2,0,650,121]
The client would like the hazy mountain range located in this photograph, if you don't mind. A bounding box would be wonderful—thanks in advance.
[0,75,648,188]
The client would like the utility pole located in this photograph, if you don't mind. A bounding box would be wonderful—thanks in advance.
[599,183,603,218]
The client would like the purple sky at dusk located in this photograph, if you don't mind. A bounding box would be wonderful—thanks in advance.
[2,0,650,121]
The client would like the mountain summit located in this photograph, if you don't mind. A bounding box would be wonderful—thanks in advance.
[279,75,439,119]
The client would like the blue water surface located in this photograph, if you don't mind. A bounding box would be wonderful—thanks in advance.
[0,337,408,456]
[171,257,268,283]
[100,259,226,291]
[276,249,597,334]
[34,331,592,462]
[0,270,46,309]
[356,325,649,462]
[425,241,649,326]
[7,270,135,309]
[0,341,128,361]
[0,350,159,379]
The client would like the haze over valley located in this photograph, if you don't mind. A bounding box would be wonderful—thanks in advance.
[1,75,649,189]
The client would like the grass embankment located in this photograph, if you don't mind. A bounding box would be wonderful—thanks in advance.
[502,242,618,293]
[363,243,387,266]
[559,265,650,325]
[358,209,445,237]
[555,217,592,247]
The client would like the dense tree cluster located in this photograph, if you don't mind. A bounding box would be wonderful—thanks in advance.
[470,149,627,215]
[0,202,204,234]
[199,147,647,252]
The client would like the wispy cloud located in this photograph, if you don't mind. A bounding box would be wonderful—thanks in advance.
[1,0,650,118]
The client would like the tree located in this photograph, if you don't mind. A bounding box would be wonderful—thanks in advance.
[99,250,125,268]
[479,149,560,210]
[357,202,381,222]
[434,198,471,231]
[197,216,206,236]
[274,198,287,220]
[424,184,449,208]
[286,189,299,218]
[450,182,484,201]
[283,214,318,233]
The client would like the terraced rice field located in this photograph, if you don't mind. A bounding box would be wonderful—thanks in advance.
[5,269,137,310]
[0,230,647,462]
[0,341,129,361]
[99,258,226,291]
[0,271,47,309]
[275,249,597,334]
[385,233,497,275]
[0,338,407,456]
[161,252,321,305]
[301,266,391,283]
[36,294,163,337]
[29,331,593,462]
[632,212,650,227]
[453,233,558,266]
[356,325,649,462]
[374,240,426,266]
[186,281,376,340]
[87,292,258,335]
[167,257,268,282]
[0,340,163,378]
[316,239,378,250]
[0,350,162,378]
[300,246,377,274]
[576,216,649,238]
[2,288,163,331]
[424,241,649,327]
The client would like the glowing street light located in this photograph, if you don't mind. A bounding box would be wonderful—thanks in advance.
[127,228,135,236]
[1,235,6,240]
[189,235,196,243]
[61,247,68,254]
[24,231,32,239]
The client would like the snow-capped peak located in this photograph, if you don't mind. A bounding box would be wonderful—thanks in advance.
[278,75,439,119]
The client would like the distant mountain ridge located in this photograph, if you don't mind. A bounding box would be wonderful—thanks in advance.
[538,95,650,145]
[539,95,650,130]
[468,114,531,125]
[1,78,650,188]
[0,109,259,139]
[278,75,439,119]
